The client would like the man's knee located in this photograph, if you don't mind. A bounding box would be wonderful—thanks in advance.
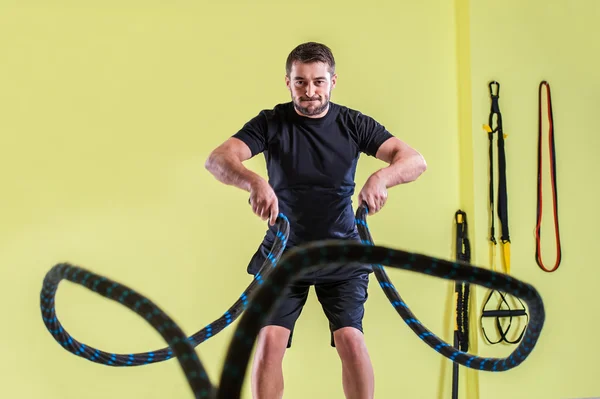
[254,325,292,364]
[332,327,368,360]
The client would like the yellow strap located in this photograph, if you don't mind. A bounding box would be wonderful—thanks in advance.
[502,242,511,275]
[453,291,459,330]
[489,241,511,274]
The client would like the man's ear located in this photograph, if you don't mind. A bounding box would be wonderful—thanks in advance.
[331,73,338,88]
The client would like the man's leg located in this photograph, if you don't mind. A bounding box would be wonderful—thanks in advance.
[250,281,310,399]
[246,241,312,398]
[251,325,291,399]
[315,273,374,399]
[332,326,374,399]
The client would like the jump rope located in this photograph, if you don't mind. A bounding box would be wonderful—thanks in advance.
[40,203,545,399]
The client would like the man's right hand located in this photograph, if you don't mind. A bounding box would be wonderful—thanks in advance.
[249,178,279,226]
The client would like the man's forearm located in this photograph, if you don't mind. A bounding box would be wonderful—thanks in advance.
[373,150,427,188]
[205,151,263,192]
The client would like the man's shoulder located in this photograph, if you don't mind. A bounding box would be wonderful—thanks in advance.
[331,102,370,120]
[255,102,293,119]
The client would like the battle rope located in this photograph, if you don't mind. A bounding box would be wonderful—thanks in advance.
[42,263,215,399]
[41,214,290,367]
[452,210,471,399]
[353,205,542,369]
[535,80,562,273]
[41,204,545,399]
[481,81,528,345]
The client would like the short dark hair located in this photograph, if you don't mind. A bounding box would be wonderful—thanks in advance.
[285,42,336,76]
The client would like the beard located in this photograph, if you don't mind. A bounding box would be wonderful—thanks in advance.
[292,93,331,117]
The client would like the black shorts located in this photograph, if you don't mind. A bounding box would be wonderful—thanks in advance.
[246,242,371,348]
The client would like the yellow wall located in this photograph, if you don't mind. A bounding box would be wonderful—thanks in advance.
[0,1,597,399]
[467,1,600,398]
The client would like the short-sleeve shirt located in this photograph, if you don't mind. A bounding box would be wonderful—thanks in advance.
[232,101,393,248]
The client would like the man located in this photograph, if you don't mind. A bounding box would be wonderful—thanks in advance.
[205,42,427,399]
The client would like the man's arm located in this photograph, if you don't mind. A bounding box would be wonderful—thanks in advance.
[204,137,262,192]
[205,137,279,225]
[358,137,427,214]
[372,137,427,187]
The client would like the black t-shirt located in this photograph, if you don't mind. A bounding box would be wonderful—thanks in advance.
[233,101,393,248]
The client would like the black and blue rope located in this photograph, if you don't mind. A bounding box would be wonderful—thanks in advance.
[43,264,217,398]
[40,205,545,399]
[354,204,543,371]
[216,205,545,398]
[40,214,290,369]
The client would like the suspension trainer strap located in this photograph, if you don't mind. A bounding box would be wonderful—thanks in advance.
[452,210,471,399]
[454,210,471,351]
[535,80,562,273]
[480,81,526,345]
[484,81,511,274]
[484,110,497,271]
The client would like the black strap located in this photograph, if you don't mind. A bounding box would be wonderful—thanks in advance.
[452,210,470,399]
[454,210,470,351]
[481,81,527,345]
[487,81,511,247]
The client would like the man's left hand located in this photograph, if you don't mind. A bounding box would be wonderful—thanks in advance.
[358,174,388,214]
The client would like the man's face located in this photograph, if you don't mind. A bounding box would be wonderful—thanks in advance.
[286,61,337,118]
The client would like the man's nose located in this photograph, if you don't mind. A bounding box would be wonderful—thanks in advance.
[305,83,315,97]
